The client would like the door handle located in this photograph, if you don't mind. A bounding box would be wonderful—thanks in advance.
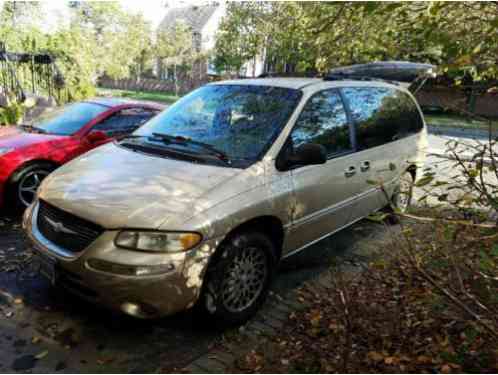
[344,166,356,177]
[360,160,370,172]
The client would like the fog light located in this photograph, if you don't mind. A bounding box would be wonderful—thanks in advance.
[121,302,157,319]
[86,258,175,276]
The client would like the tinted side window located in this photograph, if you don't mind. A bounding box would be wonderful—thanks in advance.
[290,90,352,156]
[342,87,424,150]
[94,108,156,137]
[396,90,424,135]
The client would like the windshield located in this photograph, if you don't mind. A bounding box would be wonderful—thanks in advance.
[134,85,302,163]
[25,102,108,135]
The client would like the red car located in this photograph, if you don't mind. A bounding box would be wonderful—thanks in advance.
[0,98,163,212]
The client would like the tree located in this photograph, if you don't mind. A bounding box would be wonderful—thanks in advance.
[213,2,268,75]
[0,1,44,51]
[0,1,43,30]
[214,2,498,81]
[68,1,152,80]
[0,0,155,102]
[156,19,196,95]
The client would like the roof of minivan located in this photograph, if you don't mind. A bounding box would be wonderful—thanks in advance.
[209,77,408,91]
[210,78,323,90]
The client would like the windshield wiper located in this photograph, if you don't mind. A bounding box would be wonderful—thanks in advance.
[119,134,147,140]
[116,134,148,142]
[150,133,232,165]
[19,124,47,134]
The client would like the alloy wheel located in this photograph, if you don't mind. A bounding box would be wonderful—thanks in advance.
[395,172,413,212]
[220,246,268,313]
[18,170,49,207]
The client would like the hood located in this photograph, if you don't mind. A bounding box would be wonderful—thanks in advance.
[39,143,243,229]
[0,126,65,149]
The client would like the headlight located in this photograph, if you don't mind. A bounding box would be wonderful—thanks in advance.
[0,147,13,156]
[115,231,202,253]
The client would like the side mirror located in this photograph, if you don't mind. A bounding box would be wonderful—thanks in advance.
[286,143,327,168]
[86,130,108,143]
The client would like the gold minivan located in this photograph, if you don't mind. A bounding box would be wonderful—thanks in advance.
[24,64,429,325]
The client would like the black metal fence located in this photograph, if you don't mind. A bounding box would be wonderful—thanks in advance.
[0,42,67,105]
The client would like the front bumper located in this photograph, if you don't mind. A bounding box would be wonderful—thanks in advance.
[23,202,221,318]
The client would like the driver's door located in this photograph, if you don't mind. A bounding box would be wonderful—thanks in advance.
[284,89,358,253]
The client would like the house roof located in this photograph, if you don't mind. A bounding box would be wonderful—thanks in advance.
[158,4,218,33]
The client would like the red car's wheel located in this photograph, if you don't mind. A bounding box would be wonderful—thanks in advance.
[7,163,55,212]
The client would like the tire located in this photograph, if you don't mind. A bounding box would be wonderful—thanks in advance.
[382,170,415,225]
[7,162,55,213]
[392,170,414,213]
[198,231,277,327]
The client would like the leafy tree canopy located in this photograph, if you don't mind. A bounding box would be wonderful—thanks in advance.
[215,2,498,82]
[0,1,153,101]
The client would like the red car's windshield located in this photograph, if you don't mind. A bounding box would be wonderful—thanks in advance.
[25,102,108,135]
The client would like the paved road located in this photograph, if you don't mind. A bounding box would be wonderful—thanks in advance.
[420,132,497,205]
[0,131,491,373]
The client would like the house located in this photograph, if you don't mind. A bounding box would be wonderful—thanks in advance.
[156,2,265,79]
[156,3,223,78]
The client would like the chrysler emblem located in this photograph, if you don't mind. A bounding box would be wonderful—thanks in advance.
[44,217,77,235]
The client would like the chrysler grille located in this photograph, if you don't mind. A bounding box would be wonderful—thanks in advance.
[37,200,104,253]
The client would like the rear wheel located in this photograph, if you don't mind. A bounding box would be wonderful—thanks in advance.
[383,170,414,225]
[199,231,276,327]
[7,163,54,212]
[393,170,414,213]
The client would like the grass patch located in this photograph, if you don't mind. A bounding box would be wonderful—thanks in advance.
[96,88,180,105]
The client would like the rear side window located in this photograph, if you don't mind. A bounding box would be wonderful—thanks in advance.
[290,89,352,157]
[342,87,424,150]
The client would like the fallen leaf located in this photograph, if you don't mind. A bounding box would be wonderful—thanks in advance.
[368,351,384,362]
[441,364,451,373]
[35,351,48,360]
[309,309,322,327]
[384,356,399,365]
[417,355,432,364]
[96,358,114,365]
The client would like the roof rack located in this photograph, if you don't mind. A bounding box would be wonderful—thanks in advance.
[255,62,437,92]
[257,71,319,79]
[323,73,400,85]
[324,61,436,84]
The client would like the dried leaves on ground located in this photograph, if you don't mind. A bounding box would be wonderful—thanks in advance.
[232,214,498,373]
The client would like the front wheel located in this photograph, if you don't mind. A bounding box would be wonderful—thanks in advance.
[199,231,276,327]
[8,163,54,212]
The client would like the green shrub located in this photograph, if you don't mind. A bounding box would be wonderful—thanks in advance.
[0,98,25,126]
[66,81,96,102]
